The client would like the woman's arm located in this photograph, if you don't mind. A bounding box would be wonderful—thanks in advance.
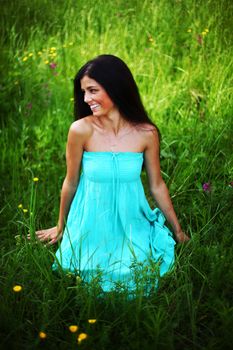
[35,119,92,244]
[143,127,190,243]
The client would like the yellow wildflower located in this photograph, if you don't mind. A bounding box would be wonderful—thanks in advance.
[18,204,23,209]
[66,272,74,278]
[76,276,82,284]
[44,60,49,64]
[70,97,74,102]
[22,57,28,62]
[204,28,209,32]
[28,53,33,57]
[202,31,207,36]
[38,51,42,55]
[187,28,192,33]
[23,209,28,213]
[69,325,79,333]
[77,333,88,343]
[50,47,56,51]
[88,319,97,324]
[13,285,22,292]
[33,177,39,182]
[39,331,47,339]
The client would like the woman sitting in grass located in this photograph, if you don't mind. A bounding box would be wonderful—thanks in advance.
[32,54,189,293]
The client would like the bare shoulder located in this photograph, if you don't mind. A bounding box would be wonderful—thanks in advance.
[136,122,156,131]
[69,116,94,137]
[136,122,159,149]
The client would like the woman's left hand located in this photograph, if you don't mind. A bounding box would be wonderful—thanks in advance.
[174,230,190,243]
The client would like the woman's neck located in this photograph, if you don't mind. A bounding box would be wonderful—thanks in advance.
[94,113,131,136]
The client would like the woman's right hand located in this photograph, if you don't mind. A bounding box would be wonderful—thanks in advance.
[28,226,63,245]
[174,229,190,243]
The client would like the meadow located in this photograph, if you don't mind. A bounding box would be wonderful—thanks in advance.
[0,0,233,349]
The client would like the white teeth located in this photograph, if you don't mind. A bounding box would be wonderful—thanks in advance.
[90,104,99,110]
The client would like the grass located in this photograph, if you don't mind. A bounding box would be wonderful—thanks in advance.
[0,0,233,349]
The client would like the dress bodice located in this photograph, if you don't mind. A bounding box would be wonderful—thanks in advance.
[82,151,144,183]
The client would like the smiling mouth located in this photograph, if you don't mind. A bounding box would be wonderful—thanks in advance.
[90,104,100,111]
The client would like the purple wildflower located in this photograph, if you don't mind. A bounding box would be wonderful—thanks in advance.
[49,62,57,69]
[202,182,211,192]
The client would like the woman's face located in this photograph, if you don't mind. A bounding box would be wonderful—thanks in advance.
[80,76,116,116]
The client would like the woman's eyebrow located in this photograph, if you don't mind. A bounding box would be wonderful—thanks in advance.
[81,85,97,91]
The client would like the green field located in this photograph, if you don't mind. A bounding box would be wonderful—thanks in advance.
[1,0,233,349]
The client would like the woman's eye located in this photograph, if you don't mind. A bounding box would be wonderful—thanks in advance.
[90,89,97,93]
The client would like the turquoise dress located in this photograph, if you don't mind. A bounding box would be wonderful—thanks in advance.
[52,151,176,292]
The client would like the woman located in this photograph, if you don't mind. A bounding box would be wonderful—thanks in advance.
[34,54,189,292]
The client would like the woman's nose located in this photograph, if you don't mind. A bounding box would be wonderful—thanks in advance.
[84,92,92,103]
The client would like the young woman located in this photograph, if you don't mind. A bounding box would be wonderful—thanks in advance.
[34,54,190,292]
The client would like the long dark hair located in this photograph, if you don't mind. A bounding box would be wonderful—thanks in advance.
[74,54,160,138]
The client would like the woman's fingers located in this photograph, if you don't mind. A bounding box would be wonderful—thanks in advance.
[36,229,50,238]
[35,231,48,241]
[26,233,48,242]
[175,231,190,243]
[36,227,56,240]
[26,227,62,244]
[48,237,59,245]
[39,235,50,242]
[183,233,190,242]
[49,231,63,245]
[27,231,47,240]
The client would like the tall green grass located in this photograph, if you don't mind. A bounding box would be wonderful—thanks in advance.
[1,0,233,349]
